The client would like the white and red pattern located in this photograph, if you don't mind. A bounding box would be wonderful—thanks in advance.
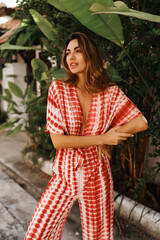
[25,80,142,240]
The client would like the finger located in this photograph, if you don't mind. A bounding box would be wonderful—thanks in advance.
[119,137,128,141]
[106,152,111,158]
[113,140,119,145]
[118,133,134,137]
[119,135,127,139]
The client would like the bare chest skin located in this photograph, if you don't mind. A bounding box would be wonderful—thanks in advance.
[75,87,111,157]
[76,88,93,135]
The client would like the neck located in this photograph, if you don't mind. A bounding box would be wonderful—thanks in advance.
[76,72,85,89]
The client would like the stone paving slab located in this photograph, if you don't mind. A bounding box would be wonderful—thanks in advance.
[0,202,25,240]
[0,157,51,200]
[0,170,37,230]
[0,131,27,160]
[0,169,37,239]
[0,165,81,240]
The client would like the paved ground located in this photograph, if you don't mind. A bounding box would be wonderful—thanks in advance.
[0,130,157,240]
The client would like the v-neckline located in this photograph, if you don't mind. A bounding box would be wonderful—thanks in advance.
[73,86,94,135]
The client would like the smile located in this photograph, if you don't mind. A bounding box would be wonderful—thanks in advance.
[70,62,78,69]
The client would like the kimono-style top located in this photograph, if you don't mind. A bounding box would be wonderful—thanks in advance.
[45,80,142,195]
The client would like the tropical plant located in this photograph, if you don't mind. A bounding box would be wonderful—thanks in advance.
[48,0,124,46]
[90,1,160,23]
[104,0,160,211]
[0,77,53,159]
[0,56,66,159]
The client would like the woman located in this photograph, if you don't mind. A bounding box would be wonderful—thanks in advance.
[25,32,148,240]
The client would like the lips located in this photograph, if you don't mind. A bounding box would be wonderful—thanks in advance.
[69,62,78,69]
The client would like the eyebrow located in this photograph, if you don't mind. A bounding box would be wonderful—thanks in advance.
[66,46,80,52]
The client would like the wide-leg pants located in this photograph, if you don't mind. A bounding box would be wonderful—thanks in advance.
[24,160,114,240]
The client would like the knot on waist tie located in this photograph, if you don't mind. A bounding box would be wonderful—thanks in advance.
[75,148,84,170]
[75,146,102,171]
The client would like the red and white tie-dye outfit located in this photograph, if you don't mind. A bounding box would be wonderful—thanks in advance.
[25,80,142,240]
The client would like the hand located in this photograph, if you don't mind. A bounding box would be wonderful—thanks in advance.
[100,145,113,158]
[102,126,134,146]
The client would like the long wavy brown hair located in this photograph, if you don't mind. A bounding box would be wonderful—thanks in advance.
[60,32,114,93]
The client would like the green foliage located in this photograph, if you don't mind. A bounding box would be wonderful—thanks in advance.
[31,58,48,73]
[47,0,67,12]
[11,0,94,68]
[48,0,124,46]
[90,1,160,23]
[31,58,49,81]
[0,79,53,158]
[152,162,160,174]
[0,95,17,106]
[0,117,20,130]
[12,0,54,21]
[112,158,159,211]
[12,123,24,136]
[0,42,42,51]
[8,82,24,99]
[49,67,65,79]
[29,9,57,41]
[0,88,25,135]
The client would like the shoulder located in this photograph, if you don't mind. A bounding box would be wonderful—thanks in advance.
[105,85,119,95]
[49,79,67,93]
[104,85,127,102]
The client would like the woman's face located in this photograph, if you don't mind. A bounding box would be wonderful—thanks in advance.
[65,39,87,76]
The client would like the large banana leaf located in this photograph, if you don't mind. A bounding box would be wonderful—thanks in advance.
[0,42,43,51]
[90,1,160,23]
[48,0,67,12]
[16,30,34,46]
[48,0,124,46]
[29,9,57,41]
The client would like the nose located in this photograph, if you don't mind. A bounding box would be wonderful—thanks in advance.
[69,51,76,60]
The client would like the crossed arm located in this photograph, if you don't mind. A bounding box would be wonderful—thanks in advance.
[50,115,148,149]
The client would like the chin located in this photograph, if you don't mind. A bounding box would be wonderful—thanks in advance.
[70,70,80,74]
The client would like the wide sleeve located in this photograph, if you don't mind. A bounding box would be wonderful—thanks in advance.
[109,86,142,128]
[45,81,64,135]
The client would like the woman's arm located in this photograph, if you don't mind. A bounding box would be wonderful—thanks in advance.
[50,131,133,149]
[50,121,139,149]
[102,115,148,146]
[50,133,103,149]
[100,115,148,157]
[50,115,148,149]
[116,115,148,134]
